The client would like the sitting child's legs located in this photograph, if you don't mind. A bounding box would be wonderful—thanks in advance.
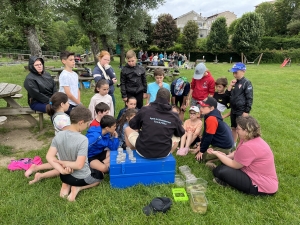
[60,173,102,201]
[89,150,110,173]
[29,169,60,185]
[25,162,53,177]
[124,127,139,150]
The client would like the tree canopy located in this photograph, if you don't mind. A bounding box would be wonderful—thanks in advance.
[182,20,199,58]
[232,12,265,54]
[206,17,228,60]
[153,14,179,52]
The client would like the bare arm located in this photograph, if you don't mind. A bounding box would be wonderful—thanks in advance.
[54,155,86,170]
[207,148,243,169]
[63,86,80,104]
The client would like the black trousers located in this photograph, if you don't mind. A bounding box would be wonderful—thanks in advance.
[213,164,274,196]
[127,91,144,109]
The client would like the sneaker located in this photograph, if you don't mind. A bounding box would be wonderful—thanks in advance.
[213,177,228,187]
[205,162,217,171]
[176,147,189,156]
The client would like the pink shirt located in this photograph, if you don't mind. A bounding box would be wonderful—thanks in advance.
[183,119,202,135]
[234,137,278,194]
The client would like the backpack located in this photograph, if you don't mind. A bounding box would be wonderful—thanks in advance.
[80,67,92,77]
[7,156,43,171]
[173,77,187,96]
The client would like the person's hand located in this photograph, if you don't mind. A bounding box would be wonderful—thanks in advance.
[143,93,148,99]
[62,167,73,175]
[104,64,111,70]
[112,131,118,138]
[123,97,127,102]
[195,152,203,161]
[242,112,249,117]
[230,79,237,86]
[181,104,187,112]
[112,78,117,84]
[207,148,215,155]
[158,82,163,88]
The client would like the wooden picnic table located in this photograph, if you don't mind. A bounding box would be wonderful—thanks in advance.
[0,83,43,128]
[49,68,93,89]
[146,66,179,81]
[75,61,95,68]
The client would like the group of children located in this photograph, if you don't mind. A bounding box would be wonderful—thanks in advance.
[23,48,252,201]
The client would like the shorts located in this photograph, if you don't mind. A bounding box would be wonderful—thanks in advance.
[230,113,243,128]
[174,95,184,107]
[128,131,139,148]
[60,169,103,187]
[88,150,108,163]
[172,135,181,146]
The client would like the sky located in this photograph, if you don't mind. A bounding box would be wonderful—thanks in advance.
[149,0,270,21]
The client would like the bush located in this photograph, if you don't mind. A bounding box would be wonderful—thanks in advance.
[261,37,300,50]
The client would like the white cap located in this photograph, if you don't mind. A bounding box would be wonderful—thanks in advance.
[193,63,207,80]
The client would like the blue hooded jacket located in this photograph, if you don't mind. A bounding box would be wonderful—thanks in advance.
[86,125,119,159]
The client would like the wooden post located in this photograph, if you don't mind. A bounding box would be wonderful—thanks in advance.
[257,53,263,66]
[241,53,244,63]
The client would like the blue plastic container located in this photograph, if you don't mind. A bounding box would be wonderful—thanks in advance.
[82,81,90,88]
[110,150,176,188]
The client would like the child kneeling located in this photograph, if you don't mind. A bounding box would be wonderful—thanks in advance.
[46,106,103,201]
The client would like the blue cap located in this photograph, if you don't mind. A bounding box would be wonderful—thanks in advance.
[229,62,246,72]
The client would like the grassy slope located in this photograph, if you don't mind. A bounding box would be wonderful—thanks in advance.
[0,59,299,224]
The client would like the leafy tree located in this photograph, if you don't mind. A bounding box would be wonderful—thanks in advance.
[228,19,239,35]
[182,20,199,60]
[287,8,300,35]
[232,12,265,57]
[1,0,52,56]
[153,14,179,53]
[115,0,163,66]
[53,0,116,62]
[274,0,299,35]
[255,2,277,36]
[206,17,228,62]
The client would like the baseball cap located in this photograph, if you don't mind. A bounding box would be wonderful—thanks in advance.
[199,97,217,108]
[193,63,206,80]
[189,106,200,113]
[228,62,246,72]
[143,197,172,216]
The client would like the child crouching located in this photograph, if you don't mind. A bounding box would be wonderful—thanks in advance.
[46,105,103,201]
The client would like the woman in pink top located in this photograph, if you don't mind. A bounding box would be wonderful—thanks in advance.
[207,116,278,195]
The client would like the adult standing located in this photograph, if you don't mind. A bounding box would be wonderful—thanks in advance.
[24,56,56,113]
[208,116,278,196]
[92,50,117,108]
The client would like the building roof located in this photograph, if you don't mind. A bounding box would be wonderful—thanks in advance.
[175,10,202,20]
[206,11,236,19]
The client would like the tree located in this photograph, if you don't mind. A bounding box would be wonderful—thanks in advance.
[115,0,163,66]
[255,2,277,36]
[53,0,116,62]
[287,8,300,35]
[153,14,179,53]
[1,0,52,56]
[182,20,199,60]
[206,17,228,62]
[228,19,239,35]
[274,0,299,35]
[232,12,265,58]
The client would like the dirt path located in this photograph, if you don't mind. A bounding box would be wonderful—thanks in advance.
[0,116,52,167]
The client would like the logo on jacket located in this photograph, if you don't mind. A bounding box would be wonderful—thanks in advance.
[202,81,207,88]
[238,84,242,89]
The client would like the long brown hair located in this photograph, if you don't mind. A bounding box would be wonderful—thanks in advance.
[46,92,68,117]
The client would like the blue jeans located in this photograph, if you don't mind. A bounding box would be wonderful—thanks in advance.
[30,102,47,113]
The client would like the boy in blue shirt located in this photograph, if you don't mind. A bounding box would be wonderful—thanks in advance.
[86,115,119,175]
[146,68,170,104]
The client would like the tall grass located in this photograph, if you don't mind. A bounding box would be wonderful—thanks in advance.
[0,59,299,224]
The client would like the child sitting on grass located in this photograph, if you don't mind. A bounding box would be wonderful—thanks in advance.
[86,115,119,175]
[46,105,103,201]
[116,96,137,120]
[90,102,110,127]
[25,92,70,184]
[88,79,114,119]
[117,108,138,149]
[177,106,202,156]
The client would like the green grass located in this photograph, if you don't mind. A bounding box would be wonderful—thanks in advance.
[1,60,300,224]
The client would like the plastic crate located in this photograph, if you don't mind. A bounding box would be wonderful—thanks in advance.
[110,150,176,188]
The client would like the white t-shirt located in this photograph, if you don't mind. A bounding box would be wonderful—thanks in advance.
[59,70,79,106]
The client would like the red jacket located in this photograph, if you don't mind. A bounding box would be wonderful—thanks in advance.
[190,71,215,101]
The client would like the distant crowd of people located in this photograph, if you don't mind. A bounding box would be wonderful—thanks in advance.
[22,49,278,201]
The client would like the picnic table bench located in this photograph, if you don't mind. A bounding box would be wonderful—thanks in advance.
[0,83,44,130]
[146,66,180,82]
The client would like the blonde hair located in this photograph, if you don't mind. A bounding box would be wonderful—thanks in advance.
[97,50,110,60]
[126,50,136,59]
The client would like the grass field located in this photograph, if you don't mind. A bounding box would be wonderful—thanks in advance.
[0,58,300,224]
